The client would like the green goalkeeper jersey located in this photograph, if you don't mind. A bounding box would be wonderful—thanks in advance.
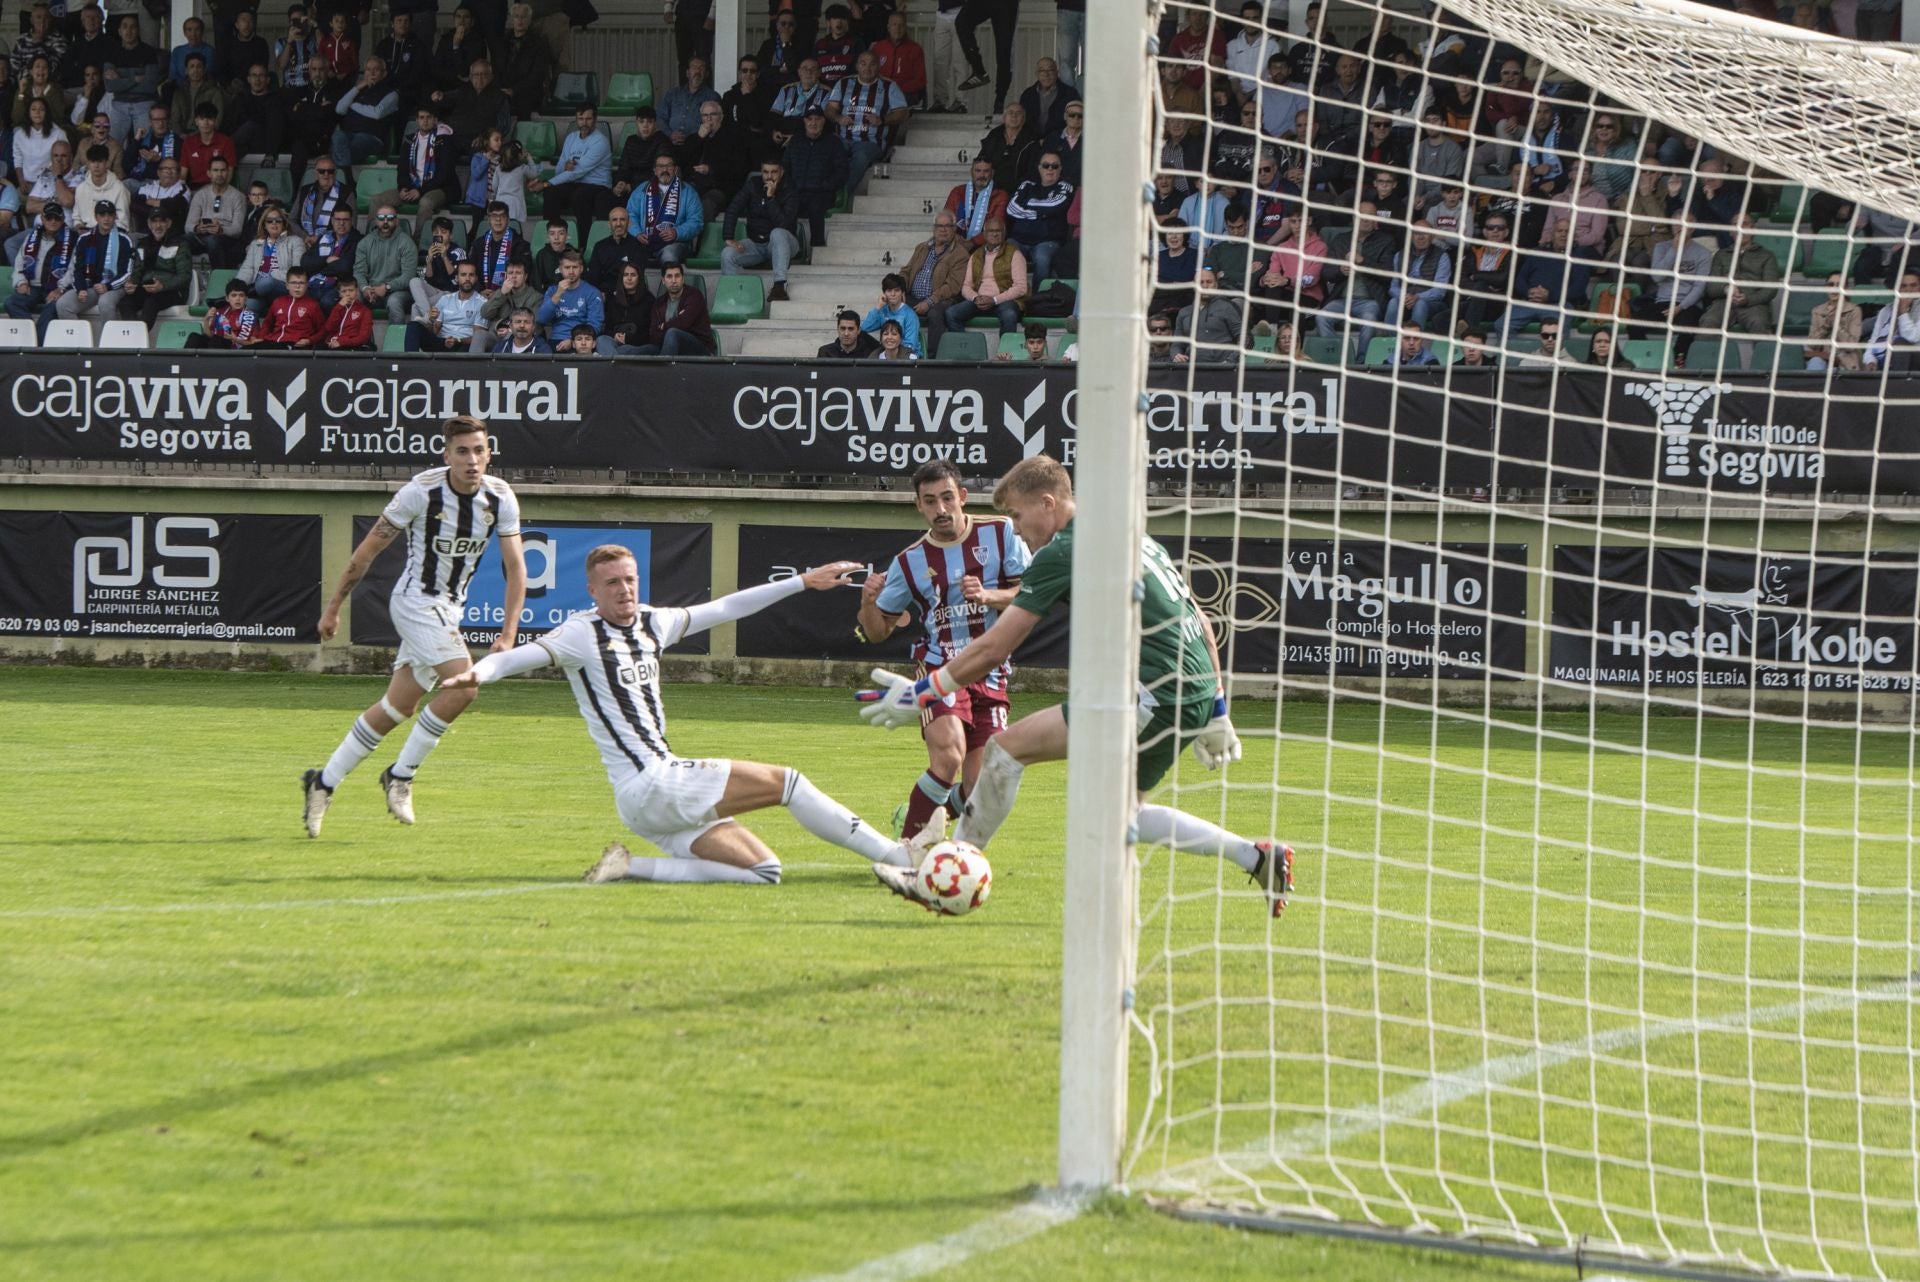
[1011,519,1218,706]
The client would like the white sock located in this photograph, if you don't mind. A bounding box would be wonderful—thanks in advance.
[391,706,452,779]
[320,715,384,790]
[1135,803,1261,872]
[781,769,900,863]
[954,740,1024,848]
[627,856,781,884]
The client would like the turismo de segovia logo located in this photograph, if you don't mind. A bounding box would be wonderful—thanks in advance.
[1624,378,1823,486]
[1625,379,1730,477]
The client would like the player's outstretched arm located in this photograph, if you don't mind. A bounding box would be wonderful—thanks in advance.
[859,605,1042,730]
[441,642,552,690]
[493,533,528,653]
[1190,605,1242,769]
[682,560,862,636]
[317,515,401,641]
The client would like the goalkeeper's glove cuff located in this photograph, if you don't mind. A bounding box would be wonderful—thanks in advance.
[1212,693,1228,720]
[914,668,956,707]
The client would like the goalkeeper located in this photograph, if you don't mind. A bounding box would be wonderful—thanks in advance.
[859,454,1293,917]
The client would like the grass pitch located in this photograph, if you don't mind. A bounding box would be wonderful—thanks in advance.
[1,666,1910,1281]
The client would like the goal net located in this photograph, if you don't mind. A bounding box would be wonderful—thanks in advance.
[1079,1,1920,1277]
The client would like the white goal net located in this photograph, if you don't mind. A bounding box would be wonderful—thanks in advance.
[1082,1,1920,1277]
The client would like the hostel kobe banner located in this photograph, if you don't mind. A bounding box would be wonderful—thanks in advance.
[1549,546,1920,691]
[3,353,1919,496]
[351,518,713,653]
[0,510,320,642]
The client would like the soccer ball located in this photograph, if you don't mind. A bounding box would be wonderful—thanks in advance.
[915,840,993,916]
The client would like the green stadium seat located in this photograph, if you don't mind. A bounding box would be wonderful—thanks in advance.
[1302,336,1345,364]
[547,71,598,114]
[193,269,236,316]
[382,324,408,352]
[514,120,559,163]
[602,71,654,114]
[0,267,11,297]
[996,331,1031,358]
[1782,285,1822,335]
[1363,336,1451,365]
[257,167,294,205]
[355,164,398,213]
[1621,338,1668,370]
[1562,333,1592,362]
[936,331,989,360]
[1503,335,1543,356]
[583,220,612,256]
[1749,341,1808,372]
[1752,233,1794,270]
[685,222,727,269]
[1686,340,1735,373]
[154,319,200,349]
[708,275,765,324]
[1796,234,1853,279]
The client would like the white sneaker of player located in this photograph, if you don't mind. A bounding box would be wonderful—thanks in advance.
[379,766,416,825]
[873,861,939,911]
[301,769,333,839]
[881,811,947,868]
[583,841,635,883]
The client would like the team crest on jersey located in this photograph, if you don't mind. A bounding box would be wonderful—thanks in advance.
[617,660,659,687]
[433,535,490,556]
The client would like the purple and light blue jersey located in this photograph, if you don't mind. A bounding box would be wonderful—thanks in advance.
[875,516,1030,690]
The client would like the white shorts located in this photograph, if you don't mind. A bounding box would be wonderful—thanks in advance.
[390,592,472,690]
[614,757,734,859]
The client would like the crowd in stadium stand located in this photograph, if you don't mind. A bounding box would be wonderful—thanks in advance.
[0,0,1911,362]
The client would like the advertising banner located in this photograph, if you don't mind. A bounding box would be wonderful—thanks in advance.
[1549,546,1920,691]
[0,354,1913,497]
[0,510,320,642]
[351,518,713,653]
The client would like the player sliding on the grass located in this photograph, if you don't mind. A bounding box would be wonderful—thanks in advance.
[442,544,922,886]
[303,415,527,838]
[856,460,1030,840]
[859,455,1294,916]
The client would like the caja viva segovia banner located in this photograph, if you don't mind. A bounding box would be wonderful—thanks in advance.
[1,354,1917,494]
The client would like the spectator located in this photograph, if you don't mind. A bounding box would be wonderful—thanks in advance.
[1004,151,1072,282]
[1165,5,1225,91]
[1584,326,1631,368]
[813,5,857,86]
[1583,111,1637,202]
[70,143,130,233]
[466,129,530,225]
[778,104,846,248]
[634,260,714,355]
[1016,56,1074,138]
[287,53,343,181]
[861,269,921,353]
[1202,201,1252,292]
[238,205,301,311]
[1497,222,1574,340]
[721,55,778,150]
[903,209,966,350]
[1176,178,1228,246]
[124,101,176,182]
[1208,97,1259,189]
[1256,209,1330,318]
[410,214,468,316]
[946,157,1006,248]
[491,305,553,353]
[528,103,614,244]
[659,54,718,143]
[131,155,188,228]
[1173,267,1243,364]
[6,206,74,322]
[257,265,328,347]
[13,4,67,85]
[169,55,224,132]
[561,319,596,353]
[684,98,751,222]
[1863,270,1920,370]
[579,204,642,291]
[168,18,214,84]
[873,315,915,360]
[1159,116,1204,195]
[269,3,320,85]
[317,12,357,80]
[407,259,485,350]
[320,276,375,349]
[352,203,419,322]
[474,257,541,349]
[827,50,907,196]
[116,206,186,325]
[1411,108,1465,213]
[432,9,494,96]
[433,59,511,156]
[180,102,233,186]
[364,104,458,224]
[1805,273,1862,372]
[926,0,965,112]
[59,8,111,92]
[955,0,1019,111]
[11,97,63,187]
[671,0,713,77]
[239,180,273,242]
[377,11,431,117]
[977,101,1037,193]
[69,68,115,136]
[1426,181,1473,242]
[627,150,703,267]
[41,199,132,339]
[1457,327,1496,368]
[1315,201,1395,362]
[331,56,397,169]
[1627,219,1713,363]
[185,153,244,265]
[1150,228,1198,317]
[291,158,353,243]
[945,217,1023,337]
[1258,49,1310,141]
[818,306,879,357]
[213,14,269,92]
[497,5,551,119]
[1701,214,1782,337]
[534,248,602,344]
[1392,322,1440,367]
[529,216,574,289]
[1044,99,1084,188]
[613,106,673,200]
[102,15,161,145]
[756,10,805,89]
[1146,310,1176,364]
[1676,157,1743,250]
[1481,58,1532,143]
[995,320,1048,362]
[720,156,801,303]
[768,56,827,144]
[1455,210,1514,333]
[871,11,925,108]
[298,203,360,309]
[1387,220,1452,332]
[1222,1,1277,101]
[16,52,68,125]
[599,260,653,351]
[1516,319,1570,367]
[1623,167,1670,269]
[184,277,257,346]
[1849,203,1920,289]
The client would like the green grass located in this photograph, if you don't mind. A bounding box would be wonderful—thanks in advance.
[1,667,1915,1281]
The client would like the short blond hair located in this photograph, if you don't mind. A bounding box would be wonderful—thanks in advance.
[584,544,636,574]
[992,454,1072,509]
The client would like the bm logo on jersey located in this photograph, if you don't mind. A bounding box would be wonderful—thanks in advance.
[433,535,490,557]
[617,660,659,687]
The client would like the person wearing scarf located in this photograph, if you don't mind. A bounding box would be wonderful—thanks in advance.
[624,153,703,267]
[185,278,259,347]
[367,104,457,222]
[293,162,353,242]
[468,201,523,293]
[39,199,132,340]
[943,156,1007,248]
[5,205,74,319]
[297,203,361,309]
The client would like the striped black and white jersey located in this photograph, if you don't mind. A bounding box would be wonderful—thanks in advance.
[381,467,523,606]
[536,606,692,790]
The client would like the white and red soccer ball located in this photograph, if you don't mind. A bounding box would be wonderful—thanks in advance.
[915,840,992,916]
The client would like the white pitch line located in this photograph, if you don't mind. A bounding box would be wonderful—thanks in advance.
[801,1191,1089,1282]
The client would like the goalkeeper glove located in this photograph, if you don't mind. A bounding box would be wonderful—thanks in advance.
[857,666,953,730]
[1191,693,1242,769]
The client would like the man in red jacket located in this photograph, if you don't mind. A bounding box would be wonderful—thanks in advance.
[322,278,375,350]
[257,267,328,348]
[945,157,1007,248]
[871,12,927,108]
[631,262,715,356]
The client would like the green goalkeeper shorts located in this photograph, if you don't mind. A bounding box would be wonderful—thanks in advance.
[1061,694,1216,792]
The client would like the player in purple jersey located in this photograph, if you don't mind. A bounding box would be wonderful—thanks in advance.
[857,460,1031,839]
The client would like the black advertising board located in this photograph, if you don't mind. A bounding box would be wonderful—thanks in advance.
[1,353,1915,497]
[0,511,321,642]
[350,517,713,653]
[1550,546,1920,691]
